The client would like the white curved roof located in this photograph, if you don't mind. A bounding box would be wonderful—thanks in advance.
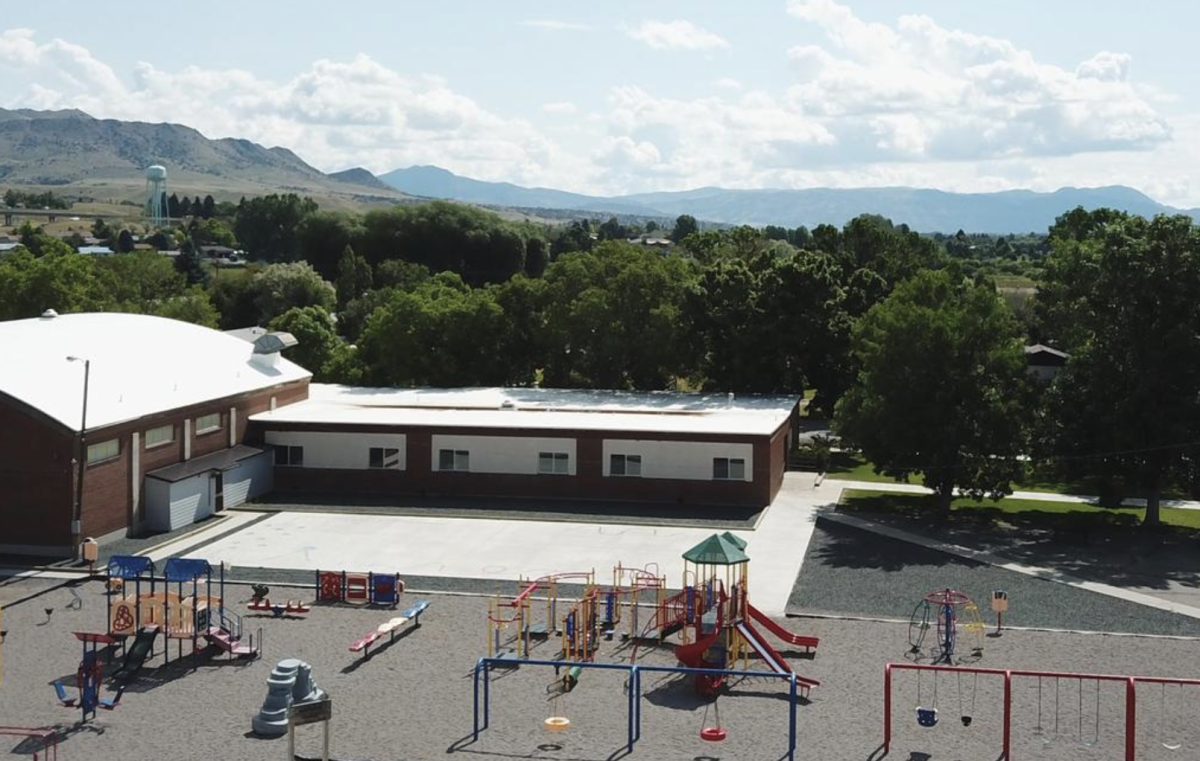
[0,313,310,432]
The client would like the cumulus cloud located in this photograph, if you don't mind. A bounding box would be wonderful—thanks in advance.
[713,77,743,90]
[0,31,589,188]
[626,20,729,51]
[782,0,1169,160]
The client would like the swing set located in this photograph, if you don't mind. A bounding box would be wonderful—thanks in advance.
[884,662,1200,760]
[470,657,807,760]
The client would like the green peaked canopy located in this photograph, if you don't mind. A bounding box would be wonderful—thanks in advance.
[721,531,748,551]
[683,533,750,565]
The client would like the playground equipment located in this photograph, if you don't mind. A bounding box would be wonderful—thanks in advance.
[631,533,819,698]
[349,601,430,659]
[561,589,600,662]
[487,571,596,660]
[603,563,667,640]
[316,570,404,607]
[249,599,312,617]
[470,657,808,761]
[908,588,985,662]
[251,658,326,737]
[883,662,1200,761]
[107,555,259,670]
[0,727,58,761]
[53,632,124,722]
[991,590,1009,633]
[699,698,727,742]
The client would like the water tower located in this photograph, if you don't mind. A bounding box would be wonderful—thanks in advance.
[145,165,168,227]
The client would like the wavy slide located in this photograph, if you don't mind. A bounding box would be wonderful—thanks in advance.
[747,604,820,651]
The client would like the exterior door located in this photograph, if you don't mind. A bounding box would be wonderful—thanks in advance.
[212,471,225,513]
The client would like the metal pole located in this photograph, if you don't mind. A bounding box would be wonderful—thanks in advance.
[1003,670,1011,760]
[884,663,892,754]
[68,357,89,560]
[1125,678,1136,761]
[789,673,798,761]
[472,659,481,741]
[323,718,330,761]
[626,665,635,754]
[287,724,295,761]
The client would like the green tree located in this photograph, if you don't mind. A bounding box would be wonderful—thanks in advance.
[208,272,259,329]
[116,229,135,253]
[670,214,698,243]
[358,275,511,386]
[334,245,373,310]
[1037,212,1200,526]
[189,218,237,247]
[96,251,186,310]
[152,286,221,328]
[268,305,350,380]
[374,259,431,291]
[835,270,1029,513]
[233,193,319,262]
[0,249,114,320]
[174,240,210,286]
[524,237,549,278]
[201,195,217,219]
[541,241,696,389]
[251,261,336,324]
[297,211,363,280]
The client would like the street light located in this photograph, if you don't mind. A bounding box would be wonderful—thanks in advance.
[66,356,89,561]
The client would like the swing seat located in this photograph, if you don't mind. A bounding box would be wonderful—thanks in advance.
[916,707,939,727]
[544,716,571,732]
[961,716,973,727]
[700,727,727,742]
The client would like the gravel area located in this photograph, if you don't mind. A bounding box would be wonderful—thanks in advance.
[789,517,1200,637]
[250,493,764,530]
[3,580,1200,761]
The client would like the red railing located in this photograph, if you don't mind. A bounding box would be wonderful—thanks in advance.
[884,662,1200,760]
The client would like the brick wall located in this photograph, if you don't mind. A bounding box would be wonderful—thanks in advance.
[0,398,75,548]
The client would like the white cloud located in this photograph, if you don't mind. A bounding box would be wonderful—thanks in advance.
[626,20,729,52]
[541,101,579,115]
[519,19,589,32]
[713,77,742,90]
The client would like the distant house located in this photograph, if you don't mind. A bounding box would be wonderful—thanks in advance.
[629,236,673,252]
[77,245,114,256]
[0,242,21,255]
[133,243,154,251]
[199,245,237,258]
[1025,344,1068,383]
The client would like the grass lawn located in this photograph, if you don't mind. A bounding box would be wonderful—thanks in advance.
[824,451,924,485]
[839,488,1200,532]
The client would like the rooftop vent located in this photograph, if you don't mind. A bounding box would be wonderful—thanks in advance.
[41,308,58,319]
[251,331,298,369]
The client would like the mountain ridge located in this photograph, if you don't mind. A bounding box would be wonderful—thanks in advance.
[382,165,1200,233]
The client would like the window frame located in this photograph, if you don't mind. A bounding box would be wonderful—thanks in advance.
[144,423,175,449]
[274,445,304,467]
[438,449,470,472]
[195,412,222,435]
[610,453,642,477]
[713,457,746,481]
[86,438,120,466]
[538,451,570,475]
[368,447,402,470]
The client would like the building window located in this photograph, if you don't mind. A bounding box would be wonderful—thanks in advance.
[145,424,174,449]
[713,457,745,480]
[610,454,642,477]
[86,438,119,465]
[538,452,569,475]
[275,445,304,467]
[369,447,401,469]
[195,412,222,434]
[438,449,469,471]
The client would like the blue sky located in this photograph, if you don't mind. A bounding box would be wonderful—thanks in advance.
[3,1,1199,205]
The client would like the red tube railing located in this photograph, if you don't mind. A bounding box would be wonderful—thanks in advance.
[884,662,1200,760]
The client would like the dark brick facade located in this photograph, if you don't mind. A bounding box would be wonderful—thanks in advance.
[0,379,308,553]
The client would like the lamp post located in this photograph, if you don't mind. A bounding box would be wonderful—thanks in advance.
[66,356,89,561]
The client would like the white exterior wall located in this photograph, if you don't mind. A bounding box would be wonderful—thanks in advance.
[430,434,577,475]
[145,473,212,532]
[222,450,274,507]
[601,439,754,482]
[264,430,407,470]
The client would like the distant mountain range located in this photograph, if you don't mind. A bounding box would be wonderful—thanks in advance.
[0,108,406,207]
[382,165,1200,234]
[1,107,1195,232]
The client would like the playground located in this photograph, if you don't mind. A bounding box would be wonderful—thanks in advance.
[4,475,1200,759]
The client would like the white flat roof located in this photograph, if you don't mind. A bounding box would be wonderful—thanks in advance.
[0,312,311,431]
[250,384,798,437]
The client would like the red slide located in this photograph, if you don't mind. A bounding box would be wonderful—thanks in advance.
[747,604,820,652]
[675,630,725,697]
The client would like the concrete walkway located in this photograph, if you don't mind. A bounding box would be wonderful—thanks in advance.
[826,477,1200,510]
[184,474,826,616]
